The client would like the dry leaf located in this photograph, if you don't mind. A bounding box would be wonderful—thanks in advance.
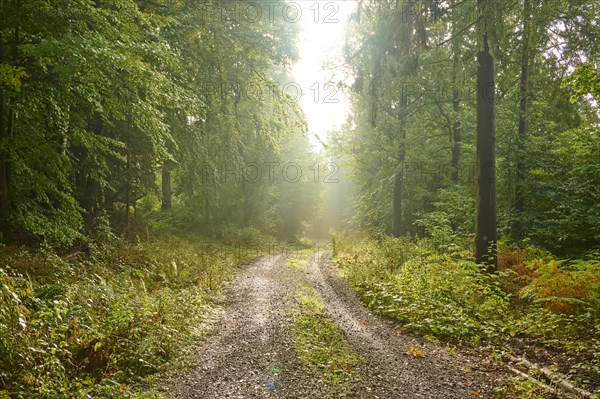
[406,345,425,358]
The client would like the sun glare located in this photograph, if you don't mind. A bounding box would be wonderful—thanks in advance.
[291,1,357,149]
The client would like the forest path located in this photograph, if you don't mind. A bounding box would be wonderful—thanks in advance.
[170,251,501,399]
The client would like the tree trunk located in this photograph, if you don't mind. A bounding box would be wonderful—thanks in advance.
[0,66,9,238]
[77,117,103,230]
[124,176,130,230]
[392,96,408,237]
[242,178,251,227]
[369,55,381,128]
[0,118,9,239]
[124,119,131,234]
[0,14,15,240]
[451,31,462,183]
[475,2,498,271]
[161,163,172,210]
[392,170,404,237]
[513,0,531,239]
[204,194,210,226]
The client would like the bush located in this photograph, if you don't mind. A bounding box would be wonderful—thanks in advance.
[519,258,600,314]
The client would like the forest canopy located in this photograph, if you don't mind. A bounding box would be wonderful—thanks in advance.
[0,0,319,245]
[329,0,599,259]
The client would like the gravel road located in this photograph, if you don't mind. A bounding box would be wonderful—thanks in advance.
[170,251,502,399]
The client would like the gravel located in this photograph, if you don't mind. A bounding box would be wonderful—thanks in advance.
[170,251,503,399]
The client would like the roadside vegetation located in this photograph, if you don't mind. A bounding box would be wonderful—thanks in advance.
[331,231,600,397]
[285,249,314,271]
[0,230,269,399]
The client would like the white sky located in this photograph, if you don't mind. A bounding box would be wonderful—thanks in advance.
[290,0,357,148]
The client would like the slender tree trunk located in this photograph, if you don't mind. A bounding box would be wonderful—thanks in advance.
[513,0,531,239]
[242,179,250,227]
[392,96,408,237]
[369,56,381,129]
[0,51,9,237]
[390,7,421,238]
[124,119,131,233]
[0,120,8,240]
[161,163,171,210]
[204,194,209,225]
[124,170,130,230]
[451,35,462,183]
[83,178,99,226]
[392,171,404,237]
[78,117,103,229]
[475,2,498,271]
[0,6,19,240]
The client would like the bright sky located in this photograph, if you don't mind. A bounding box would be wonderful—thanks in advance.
[290,0,357,148]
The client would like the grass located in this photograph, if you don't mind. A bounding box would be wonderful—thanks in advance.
[492,377,553,399]
[289,281,362,398]
[0,233,267,398]
[285,249,313,271]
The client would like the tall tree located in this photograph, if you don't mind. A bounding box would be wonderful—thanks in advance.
[450,21,462,184]
[512,0,532,239]
[475,0,498,270]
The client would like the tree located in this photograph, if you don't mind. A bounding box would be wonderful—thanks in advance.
[0,0,308,243]
[474,0,498,270]
[512,0,532,238]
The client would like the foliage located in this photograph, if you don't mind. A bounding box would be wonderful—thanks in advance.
[329,0,600,259]
[0,0,313,245]
[332,231,600,355]
[0,234,263,398]
[564,62,600,103]
[333,231,510,341]
[517,126,600,256]
[519,258,600,313]
[492,376,550,399]
[285,249,312,271]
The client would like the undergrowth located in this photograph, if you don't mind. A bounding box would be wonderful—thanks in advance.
[331,230,600,393]
[289,281,362,398]
[492,376,551,399]
[0,234,266,398]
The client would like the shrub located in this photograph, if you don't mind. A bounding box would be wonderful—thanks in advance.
[520,258,600,314]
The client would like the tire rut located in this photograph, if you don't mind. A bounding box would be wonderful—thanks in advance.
[170,254,326,399]
[171,251,501,399]
[305,251,499,398]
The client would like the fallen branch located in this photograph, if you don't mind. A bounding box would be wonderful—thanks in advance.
[507,365,557,393]
[504,353,595,398]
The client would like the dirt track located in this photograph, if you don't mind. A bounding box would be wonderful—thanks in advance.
[170,251,501,398]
